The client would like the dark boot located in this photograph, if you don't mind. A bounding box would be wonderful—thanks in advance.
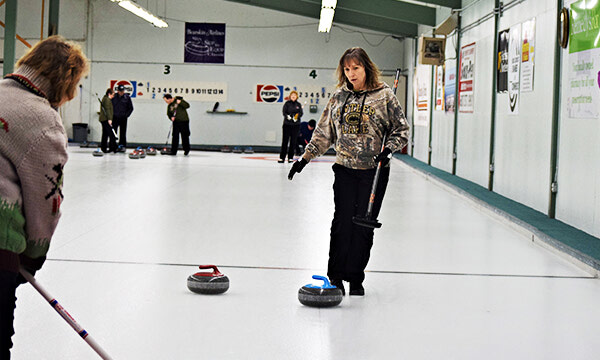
[349,282,364,296]
[330,279,345,296]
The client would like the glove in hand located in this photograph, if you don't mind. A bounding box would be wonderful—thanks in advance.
[373,148,392,167]
[288,158,308,180]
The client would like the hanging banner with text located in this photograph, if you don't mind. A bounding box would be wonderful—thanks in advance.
[184,23,226,64]
[508,24,521,114]
[521,18,536,93]
[497,29,509,93]
[567,0,600,118]
[414,64,431,127]
[459,42,475,113]
[112,80,228,102]
[444,66,456,113]
[435,65,445,111]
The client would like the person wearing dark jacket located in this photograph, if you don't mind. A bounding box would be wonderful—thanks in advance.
[163,94,191,155]
[99,88,117,153]
[111,84,133,149]
[288,47,409,296]
[278,90,303,163]
[296,119,316,155]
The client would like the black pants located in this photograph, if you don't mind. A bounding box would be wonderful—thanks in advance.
[279,124,300,161]
[113,116,128,147]
[327,163,390,284]
[0,270,18,359]
[171,121,191,155]
[100,121,117,153]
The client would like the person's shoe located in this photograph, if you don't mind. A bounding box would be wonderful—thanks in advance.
[277,159,284,163]
[349,282,364,296]
[184,150,190,156]
[330,279,345,296]
[288,159,293,163]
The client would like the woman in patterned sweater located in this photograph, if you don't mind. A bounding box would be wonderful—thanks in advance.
[0,36,89,358]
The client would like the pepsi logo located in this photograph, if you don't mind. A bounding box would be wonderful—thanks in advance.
[256,84,283,103]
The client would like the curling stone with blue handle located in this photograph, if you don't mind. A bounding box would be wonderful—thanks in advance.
[92,148,104,157]
[298,275,343,307]
[146,146,157,155]
[187,265,230,295]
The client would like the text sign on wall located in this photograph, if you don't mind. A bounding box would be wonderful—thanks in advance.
[184,23,225,64]
[115,81,228,102]
[459,42,475,113]
[508,24,521,114]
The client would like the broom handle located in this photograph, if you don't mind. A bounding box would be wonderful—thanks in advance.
[19,269,113,360]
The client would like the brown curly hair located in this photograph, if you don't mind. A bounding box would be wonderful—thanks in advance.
[17,35,89,107]
[336,47,381,90]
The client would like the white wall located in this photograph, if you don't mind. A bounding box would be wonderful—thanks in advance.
[81,0,405,146]
[556,0,600,237]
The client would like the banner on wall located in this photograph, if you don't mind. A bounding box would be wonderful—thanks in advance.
[567,0,600,118]
[414,64,430,126]
[255,84,336,104]
[184,23,226,64]
[497,29,509,93]
[521,18,535,93]
[111,80,228,101]
[435,65,445,111]
[508,24,521,114]
[459,42,475,113]
[444,66,456,113]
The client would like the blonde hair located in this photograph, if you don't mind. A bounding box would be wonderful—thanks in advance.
[336,47,381,90]
[17,35,89,107]
[289,90,299,99]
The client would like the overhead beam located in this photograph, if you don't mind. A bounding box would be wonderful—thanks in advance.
[224,0,417,37]
[301,0,436,26]
[405,0,462,9]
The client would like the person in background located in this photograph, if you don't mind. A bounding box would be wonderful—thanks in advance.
[111,84,133,150]
[0,35,89,359]
[296,119,317,155]
[287,47,409,296]
[163,94,191,156]
[278,90,303,163]
[99,88,117,153]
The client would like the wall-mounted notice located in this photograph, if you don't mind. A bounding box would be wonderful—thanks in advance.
[435,65,445,111]
[444,66,456,113]
[497,29,509,93]
[459,42,475,113]
[414,64,430,126]
[184,23,225,64]
[567,0,600,118]
[508,24,521,114]
[521,18,535,93]
[134,81,228,102]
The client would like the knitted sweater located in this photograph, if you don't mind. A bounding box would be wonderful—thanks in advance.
[0,65,68,272]
[303,82,409,170]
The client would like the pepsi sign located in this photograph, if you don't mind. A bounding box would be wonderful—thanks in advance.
[110,80,138,98]
[256,84,283,103]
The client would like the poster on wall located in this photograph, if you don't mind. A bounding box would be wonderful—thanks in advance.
[567,0,600,118]
[255,84,336,104]
[459,42,475,113]
[521,18,535,92]
[444,66,456,113]
[508,24,521,114]
[497,29,509,93]
[184,23,226,64]
[435,65,445,111]
[414,64,430,126]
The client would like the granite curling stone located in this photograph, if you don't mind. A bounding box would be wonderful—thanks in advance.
[298,275,343,308]
[187,265,230,295]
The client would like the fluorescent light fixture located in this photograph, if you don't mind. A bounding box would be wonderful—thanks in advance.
[318,0,336,33]
[110,0,168,28]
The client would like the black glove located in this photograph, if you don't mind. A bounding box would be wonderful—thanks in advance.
[288,158,308,180]
[17,254,46,284]
[373,148,393,167]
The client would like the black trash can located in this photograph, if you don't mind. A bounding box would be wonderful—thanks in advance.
[72,123,88,143]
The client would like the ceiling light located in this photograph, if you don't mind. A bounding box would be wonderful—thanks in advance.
[111,0,168,28]
[318,0,336,33]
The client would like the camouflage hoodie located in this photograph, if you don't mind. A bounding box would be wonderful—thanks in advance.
[303,82,409,169]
